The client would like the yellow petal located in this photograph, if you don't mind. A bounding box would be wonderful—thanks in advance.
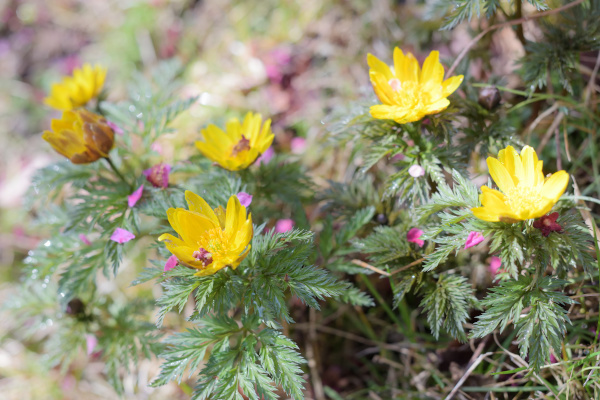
[370,104,413,123]
[230,245,251,269]
[480,188,520,219]
[233,216,253,248]
[369,70,396,105]
[367,53,394,81]
[472,207,500,222]
[420,51,444,85]
[194,260,227,277]
[535,160,544,186]
[225,195,245,234]
[157,233,186,247]
[166,208,181,236]
[520,146,537,187]
[185,191,220,226]
[487,157,515,194]
[423,98,450,114]
[393,48,419,83]
[441,75,463,97]
[175,209,217,244]
[540,171,569,202]
[195,141,224,164]
[522,197,554,220]
[499,146,523,185]
[201,124,234,147]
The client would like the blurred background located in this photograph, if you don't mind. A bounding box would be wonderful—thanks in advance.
[0,0,531,398]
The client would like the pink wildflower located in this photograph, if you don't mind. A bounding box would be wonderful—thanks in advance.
[106,120,124,136]
[464,231,485,249]
[533,212,563,237]
[164,255,178,272]
[128,185,144,208]
[408,165,425,177]
[110,228,135,244]
[256,147,274,165]
[275,219,294,233]
[489,256,502,276]
[143,163,171,189]
[290,137,307,154]
[237,192,253,207]
[407,228,425,247]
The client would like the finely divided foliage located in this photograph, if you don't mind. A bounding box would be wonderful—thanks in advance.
[12,0,600,397]
[149,228,347,399]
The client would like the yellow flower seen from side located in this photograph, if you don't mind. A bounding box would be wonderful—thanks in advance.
[44,63,107,111]
[472,145,569,222]
[42,109,115,164]
[368,48,464,124]
[158,191,253,276]
[195,112,274,171]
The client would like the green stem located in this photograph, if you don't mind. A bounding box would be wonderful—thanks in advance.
[104,157,132,189]
[514,0,527,48]
[359,274,404,329]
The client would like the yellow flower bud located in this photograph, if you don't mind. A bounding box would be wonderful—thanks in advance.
[42,109,115,164]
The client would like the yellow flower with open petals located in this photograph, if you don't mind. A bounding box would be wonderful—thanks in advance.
[195,112,274,171]
[368,48,463,124]
[158,191,253,276]
[472,145,569,222]
[44,64,107,111]
[42,109,114,164]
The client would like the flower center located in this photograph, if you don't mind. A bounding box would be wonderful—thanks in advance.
[388,78,402,91]
[192,227,231,266]
[505,185,544,214]
[193,247,213,266]
[231,135,251,157]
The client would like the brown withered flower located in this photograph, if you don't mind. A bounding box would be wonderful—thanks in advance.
[42,109,115,164]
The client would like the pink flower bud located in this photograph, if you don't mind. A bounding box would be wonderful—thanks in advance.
[275,219,294,233]
[110,228,135,244]
[407,228,425,247]
[408,165,425,177]
[237,192,253,207]
[128,185,144,208]
[143,163,171,189]
[464,231,484,249]
[533,212,563,237]
[489,256,502,276]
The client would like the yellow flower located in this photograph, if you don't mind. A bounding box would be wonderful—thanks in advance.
[367,48,463,124]
[44,64,107,111]
[472,145,569,222]
[195,112,274,171]
[42,109,115,164]
[158,191,253,276]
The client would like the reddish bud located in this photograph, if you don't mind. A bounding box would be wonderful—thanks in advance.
[533,212,563,237]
